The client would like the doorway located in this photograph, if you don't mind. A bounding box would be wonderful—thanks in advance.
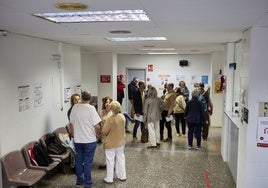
[125,68,146,114]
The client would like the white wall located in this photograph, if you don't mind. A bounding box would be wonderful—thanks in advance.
[118,54,212,93]
[81,52,98,95]
[245,27,268,188]
[0,33,81,156]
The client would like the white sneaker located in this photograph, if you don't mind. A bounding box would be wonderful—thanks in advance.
[196,147,201,150]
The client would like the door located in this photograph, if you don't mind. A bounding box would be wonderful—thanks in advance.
[125,68,146,114]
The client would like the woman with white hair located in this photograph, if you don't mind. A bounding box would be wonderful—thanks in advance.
[184,89,207,150]
[102,101,126,183]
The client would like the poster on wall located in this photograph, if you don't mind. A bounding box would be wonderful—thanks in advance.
[34,84,43,108]
[64,87,71,103]
[74,85,81,94]
[18,85,30,112]
[176,75,186,82]
[201,75,208,84]
[190,74,198,84]
[159,74,170,91]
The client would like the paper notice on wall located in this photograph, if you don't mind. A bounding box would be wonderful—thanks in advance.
[34,84,43,108]
[18,85,30,112]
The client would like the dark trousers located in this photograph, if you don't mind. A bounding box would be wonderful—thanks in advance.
[160,110,172,139]
[187,123,202,147]
[174,113,186,135]
[202,111,210,139]
[133,120,145,137]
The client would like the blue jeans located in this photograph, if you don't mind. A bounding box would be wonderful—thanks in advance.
[123,112,133,131]
[74,142,97,186]
[133,120,145,137]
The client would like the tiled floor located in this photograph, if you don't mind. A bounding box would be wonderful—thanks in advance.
[35,124,236,188]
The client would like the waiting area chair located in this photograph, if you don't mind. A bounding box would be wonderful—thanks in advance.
[22,141,60,172]
[1,150,46,187]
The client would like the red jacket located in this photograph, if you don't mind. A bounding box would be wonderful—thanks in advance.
[117,81,125,99]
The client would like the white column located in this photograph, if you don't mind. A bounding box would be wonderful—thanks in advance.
[96,52,117,109]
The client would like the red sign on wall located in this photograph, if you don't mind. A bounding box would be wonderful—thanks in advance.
[100,75,111,83]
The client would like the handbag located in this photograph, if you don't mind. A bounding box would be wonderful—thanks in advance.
[141,127,148,143]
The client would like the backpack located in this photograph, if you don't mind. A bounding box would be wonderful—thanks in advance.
[33,142,53,166]
[45,133,67,155]
[199,94,207,112]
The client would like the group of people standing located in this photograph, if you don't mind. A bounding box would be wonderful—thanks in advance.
[65,76,213,187]
[127,78,213,151]
[68,91,127,187]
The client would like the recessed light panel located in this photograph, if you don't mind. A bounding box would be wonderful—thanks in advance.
[33,9,150,23]
[139,48,175,51]
[148,52,178,55]
[106,37,166,42]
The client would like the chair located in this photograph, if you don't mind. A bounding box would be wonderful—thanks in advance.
[53,126,71,141]
[22,141,60,172]
[1,150,46,187]
[39,133,71,161]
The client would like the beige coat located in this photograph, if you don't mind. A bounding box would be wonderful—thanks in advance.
[102,113,126,149]
[174,95,186,114]
[163,90,177,115]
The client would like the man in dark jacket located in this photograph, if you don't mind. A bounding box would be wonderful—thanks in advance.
[185,89,207,150]
[128,77,139,118]
[132,80,146,142]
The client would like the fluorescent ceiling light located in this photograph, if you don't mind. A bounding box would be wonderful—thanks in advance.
[33,9,150,23]
[139,48,175,51]
[106,37,166,42]
[148,52,178,55]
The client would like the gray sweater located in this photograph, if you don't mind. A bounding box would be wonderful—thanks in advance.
[143,97,166,123]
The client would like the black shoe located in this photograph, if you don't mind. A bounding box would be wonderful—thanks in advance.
[76,182,83,185]
[163,137,172,142]
[98,165,106,170]
[125,130,132,134]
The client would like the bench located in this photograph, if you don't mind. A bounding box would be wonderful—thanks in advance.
[1,150,46,187]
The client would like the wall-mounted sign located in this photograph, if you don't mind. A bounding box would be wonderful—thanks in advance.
[257,117,268,147]
[100,75,111,83]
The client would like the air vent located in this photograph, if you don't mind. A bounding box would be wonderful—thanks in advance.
[109,30,131,34]
[55,2,88,11]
